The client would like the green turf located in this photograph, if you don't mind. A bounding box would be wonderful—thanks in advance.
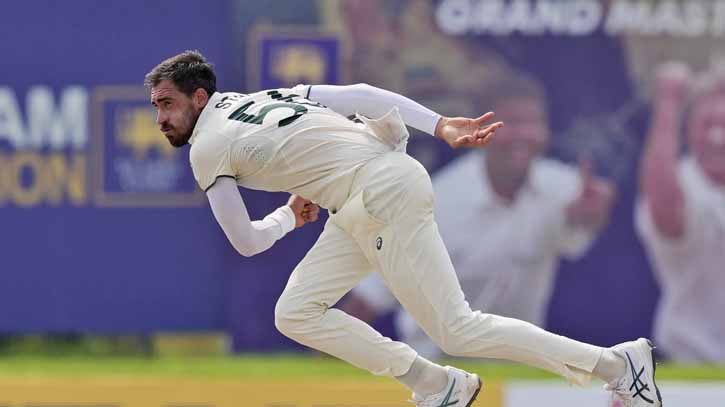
[1,354,724,382]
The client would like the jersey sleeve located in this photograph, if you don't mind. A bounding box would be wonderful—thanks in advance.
[206,177,295,257]
[189,132,235,192]
[306,83,441,135]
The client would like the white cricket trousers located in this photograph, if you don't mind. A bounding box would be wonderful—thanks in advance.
[274,152,602,385]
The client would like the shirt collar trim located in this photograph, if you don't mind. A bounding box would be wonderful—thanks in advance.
[189,92,223,145]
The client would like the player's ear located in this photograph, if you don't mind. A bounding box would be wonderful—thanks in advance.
[192,88,209,109]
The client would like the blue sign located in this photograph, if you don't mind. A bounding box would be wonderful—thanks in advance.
[0,0,233,333]
[250,27,343,89]
[90,86,203,207]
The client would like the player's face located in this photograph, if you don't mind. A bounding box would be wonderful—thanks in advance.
[689,97,725,185]
[150,80,203,147]
[486,96,549,175]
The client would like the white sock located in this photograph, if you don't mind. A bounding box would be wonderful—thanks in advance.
[395,356,449,396]
[592,348,627,384]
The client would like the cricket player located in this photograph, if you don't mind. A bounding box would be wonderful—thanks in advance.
[145,50,662,407]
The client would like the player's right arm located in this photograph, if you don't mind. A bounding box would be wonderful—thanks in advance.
[206,177,297,257]
[640,62,690,238]
[190,133,318,257]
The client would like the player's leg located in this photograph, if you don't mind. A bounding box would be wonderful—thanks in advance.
[354,153,660,405]
[314,186,468,402]
[395,307,443,361]
[339,272,398,326]
[348,153,598,383]
[379,201,604,384]
[274,217,418,377]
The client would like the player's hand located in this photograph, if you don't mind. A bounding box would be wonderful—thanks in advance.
[434,112,504,149]
[565,157,616,230]
[287,194,320,228]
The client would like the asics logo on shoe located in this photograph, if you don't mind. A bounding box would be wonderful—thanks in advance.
[625,351,654,404]
[437,378,459,407]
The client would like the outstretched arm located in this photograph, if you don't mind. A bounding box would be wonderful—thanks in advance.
[206,177,319,257]
[309,83,441,134]
[308,83,502,147]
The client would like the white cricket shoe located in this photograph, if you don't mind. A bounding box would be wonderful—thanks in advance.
[411,366,482,407]
[605,338,663,407]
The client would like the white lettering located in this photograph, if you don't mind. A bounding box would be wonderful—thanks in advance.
[533,0,567,35]
[569,0,602,35]
[712,0,725,36]
[472,0,507,34]
[0,88,26,148]
[435,0,472,35]
[605,0,653,35]
[682,1,708,37]
[437,0,724,37]
[505,0,533,34]
[437,0,601,36]
[27,86,88,150]
[652,1,684,36]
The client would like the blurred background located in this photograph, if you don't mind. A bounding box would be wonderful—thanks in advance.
[1,0,724,406]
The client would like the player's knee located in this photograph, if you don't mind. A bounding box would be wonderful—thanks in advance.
[438,337,469,357]
[424,326,462,356]
[437,312,487,357]
[274,296,302,337]
[274,294,319,339]
[436,333,466,357]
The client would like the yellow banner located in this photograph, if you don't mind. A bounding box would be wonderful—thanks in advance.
[0,377,502,407]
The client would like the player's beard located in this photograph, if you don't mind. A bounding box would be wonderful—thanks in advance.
[168,105,202,147]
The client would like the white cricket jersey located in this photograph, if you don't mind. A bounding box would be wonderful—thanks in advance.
[188,85,390,212]
[636,156,725,362]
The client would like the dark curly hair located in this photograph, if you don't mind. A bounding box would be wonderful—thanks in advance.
[144,50,217,97]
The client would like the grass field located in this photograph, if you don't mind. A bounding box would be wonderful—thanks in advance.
[1,355,724,406]
[1,354,724,382]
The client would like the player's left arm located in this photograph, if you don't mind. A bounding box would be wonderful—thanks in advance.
[307,83,502,149]
[206,177,319,257]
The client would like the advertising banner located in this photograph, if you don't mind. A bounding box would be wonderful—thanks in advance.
[0,1,234,332]
[505,381,725,406]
